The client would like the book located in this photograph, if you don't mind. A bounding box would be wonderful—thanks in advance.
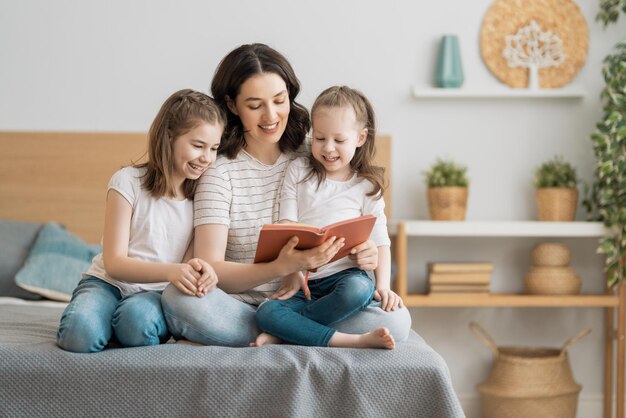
[429,284,490,293]
[253,214,377,265]
[428,272,491,285]
[428,262,494,274]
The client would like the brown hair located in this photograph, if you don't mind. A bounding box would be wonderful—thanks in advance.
[308,86,385,198]
[210,43,310,159]
[136,89,226,199]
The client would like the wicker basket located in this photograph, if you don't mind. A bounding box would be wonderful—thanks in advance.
[536,188,578,221]
[427,187,468,221]
[470,322,590,418]
[531,243,571,267]
[525,266,581,295]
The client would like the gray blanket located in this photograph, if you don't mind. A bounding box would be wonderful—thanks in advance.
[0,302,464,418]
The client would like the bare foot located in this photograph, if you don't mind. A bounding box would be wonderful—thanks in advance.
[330,327,396,349]
[361,328,395,349]
[250,332,283,347]
[176,339,203,346]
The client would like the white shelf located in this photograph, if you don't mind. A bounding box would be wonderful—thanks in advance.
[411,85,586,99]
[388,220,606,237]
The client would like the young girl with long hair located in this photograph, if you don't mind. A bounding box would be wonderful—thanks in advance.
[57,89,225,352]
[253,86,403,349]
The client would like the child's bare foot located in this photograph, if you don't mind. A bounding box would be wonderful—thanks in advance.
[330,327,396,349]
[250,332,282,347]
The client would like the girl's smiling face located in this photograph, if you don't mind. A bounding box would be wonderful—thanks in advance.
[311,105,367,181]
[229,72,290,152]
[172,121,223,189]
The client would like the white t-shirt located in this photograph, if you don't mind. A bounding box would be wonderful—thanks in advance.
[279,157,390,281]
[194,149,302,305]
[85,166,194,297]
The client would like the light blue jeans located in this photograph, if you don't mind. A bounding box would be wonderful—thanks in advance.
[255,268,375,346]
[56,276,170,353]
[162,272,412,347]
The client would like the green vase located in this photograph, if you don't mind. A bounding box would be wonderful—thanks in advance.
[435,35,464,88]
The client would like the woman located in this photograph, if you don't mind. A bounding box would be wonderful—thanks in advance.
[161,43,411,346]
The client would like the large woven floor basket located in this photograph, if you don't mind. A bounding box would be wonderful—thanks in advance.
[470,322,590,418]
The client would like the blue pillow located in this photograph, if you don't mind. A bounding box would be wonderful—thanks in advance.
[15,223,101,302]
[0,221,44,299]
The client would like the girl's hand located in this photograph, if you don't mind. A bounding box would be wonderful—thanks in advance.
[374,288,404,312]
[270,271,311,301]
[274,236,345,276]
[348,239,378,271]
[191,258,219,297]
[167,263,202,296]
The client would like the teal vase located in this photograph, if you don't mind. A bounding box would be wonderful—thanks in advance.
[435,35,464,88]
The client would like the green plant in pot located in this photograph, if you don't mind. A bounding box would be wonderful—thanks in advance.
[424,158,469,221]
[534,156,578,221]
[582,3,626,287]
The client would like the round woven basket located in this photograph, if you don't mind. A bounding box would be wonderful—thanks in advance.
[525,266,581,295]
[427,187,468,221]
[536,188,577,221]
[531,243,571,266]
[470,322,590,418]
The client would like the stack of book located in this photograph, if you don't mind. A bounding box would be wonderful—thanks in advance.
[428,262,493,295]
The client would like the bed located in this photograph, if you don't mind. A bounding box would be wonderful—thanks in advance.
[0,131,464,418]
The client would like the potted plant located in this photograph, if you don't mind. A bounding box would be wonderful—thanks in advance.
[534,156,578,221]
[424,158,469,221]
[583,6,626,287]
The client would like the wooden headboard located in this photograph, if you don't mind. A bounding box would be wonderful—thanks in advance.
[0,132,391,244]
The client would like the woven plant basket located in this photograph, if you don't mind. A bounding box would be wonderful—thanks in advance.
[470,322,590,418]
[525,266,581,295]
[531,243,571,267]
[536,188,577,221]
[427,187,468,221]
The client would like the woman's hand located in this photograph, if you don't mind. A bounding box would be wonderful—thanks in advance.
[273,236,345,277]
[349,239,379,271]
[374,288,404,312]
[270,271,311,301]
[192,258,219,297]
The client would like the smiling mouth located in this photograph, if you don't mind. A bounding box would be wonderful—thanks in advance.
[323,156,339,162]
[259,122,278,131]
[189,163,207,171]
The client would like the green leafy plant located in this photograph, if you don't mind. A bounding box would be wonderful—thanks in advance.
[424,158,469,188]
[584,37,626,286]
[534,156,578,188]
[597,0,626,27]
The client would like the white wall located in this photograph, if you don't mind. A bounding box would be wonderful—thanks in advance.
[2,1,625,416]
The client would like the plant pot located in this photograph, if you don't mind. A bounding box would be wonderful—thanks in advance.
[428,187,468,221]
[535,188,577,221]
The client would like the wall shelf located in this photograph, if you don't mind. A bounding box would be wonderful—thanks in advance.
[403,293,619,308]
[411,85,586,99]
[387,220,606,237]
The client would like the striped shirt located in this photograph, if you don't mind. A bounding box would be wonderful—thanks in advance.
[194,148,302,305]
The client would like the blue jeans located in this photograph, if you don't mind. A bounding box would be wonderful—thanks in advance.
[162,272,412,347]
[255,268,374,346]
[56,276,170,353]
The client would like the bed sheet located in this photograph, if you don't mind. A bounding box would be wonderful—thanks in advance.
[0,298,464,418]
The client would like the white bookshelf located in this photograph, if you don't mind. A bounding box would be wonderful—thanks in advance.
[387,220,606,237]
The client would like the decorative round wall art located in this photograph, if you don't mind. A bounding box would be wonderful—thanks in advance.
[480,0,588,88]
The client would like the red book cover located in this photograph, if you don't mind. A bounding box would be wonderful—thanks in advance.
[253,214,376,264]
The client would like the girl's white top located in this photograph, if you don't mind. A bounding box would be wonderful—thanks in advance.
[279,157,390,281]
[85,166,194,297]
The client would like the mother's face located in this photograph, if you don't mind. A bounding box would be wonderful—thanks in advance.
[228,72,290,147]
